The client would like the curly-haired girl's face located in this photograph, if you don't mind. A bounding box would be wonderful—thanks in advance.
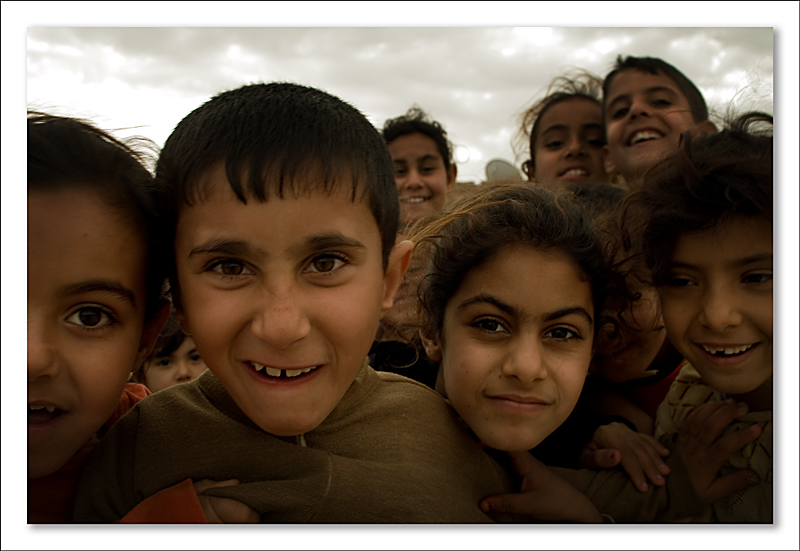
[531,97,609,190]
[388,132,456,224]
[422,245,594,451]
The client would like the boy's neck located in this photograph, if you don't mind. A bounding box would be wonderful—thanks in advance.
[728,374,773,412]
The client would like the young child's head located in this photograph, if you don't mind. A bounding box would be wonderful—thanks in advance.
[624,112,773,407]
[603,55,717,183]
[518,71,610,190]
[132,316,207,393]
[155,83,413,437]
[382,107,457,225]
[414,184,616,451]
[27,112,168,478]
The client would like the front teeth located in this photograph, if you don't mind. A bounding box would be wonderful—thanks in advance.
[701,344,754,356]
[29,405,57,412]
[562,168,588,176]
[401,197,428,203]
[251,362,317,378]
[629,131,661,145]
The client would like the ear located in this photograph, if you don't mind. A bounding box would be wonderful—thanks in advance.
[133,301,171,371]
[603,144,616,176]
[381,239,415,312]
[419,328,443,363]
[694,119,718,137]
[446,164,457,192]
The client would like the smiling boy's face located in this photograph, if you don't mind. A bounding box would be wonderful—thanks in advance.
[173,169,411,436]
[658,216,773,403]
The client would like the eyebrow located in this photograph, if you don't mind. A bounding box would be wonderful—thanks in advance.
[457,294,594,326]
[188,239,266,259]
[671,253,773,270]
[59,280,137,306]
[304,233,366,253]
[607,85,679,108]
[541,122,604,135]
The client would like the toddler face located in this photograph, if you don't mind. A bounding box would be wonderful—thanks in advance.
[531,97,608,189]
[173,167,409,436]
[388,132,455,225]
[28,188,154,478]
[659,216,773,399]
[424,245,593,451]
[604,69,700,181]
[144,336,207,393]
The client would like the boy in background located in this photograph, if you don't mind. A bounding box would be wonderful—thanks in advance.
[74,82,522,524]
[602,55,717,185]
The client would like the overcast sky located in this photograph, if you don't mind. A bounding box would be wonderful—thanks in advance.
[25,26,776,182]
[5,2,800,549]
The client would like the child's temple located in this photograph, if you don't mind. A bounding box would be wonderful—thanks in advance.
[28,53,773,525]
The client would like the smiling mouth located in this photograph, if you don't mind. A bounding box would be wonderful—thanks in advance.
[28,405,65,424]
[249,361,319,378]
[400,196,430,204]
[628,130,663,145]
[699,343,756,357]
[559,168,589,177]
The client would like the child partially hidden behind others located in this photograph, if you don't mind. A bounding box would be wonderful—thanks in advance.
[73,82,528,523]
[623,112,773,522]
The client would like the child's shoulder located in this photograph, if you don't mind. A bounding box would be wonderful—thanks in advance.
[654,360,721,439]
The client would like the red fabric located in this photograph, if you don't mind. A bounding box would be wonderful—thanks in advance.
[28,383,150,523]
[118,478,208,524]
[623,363,683,420]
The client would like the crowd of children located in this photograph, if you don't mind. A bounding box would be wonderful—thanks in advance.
[27,54,773,524]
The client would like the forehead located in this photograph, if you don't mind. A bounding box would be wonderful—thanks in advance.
[672,216,773,263]
[387,132,442,161]
[538,98,603,133]
[450,245,593,315]
[606,69,687,103]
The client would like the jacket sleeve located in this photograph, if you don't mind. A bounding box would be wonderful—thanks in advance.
[117,478,208,524]
[551,439,703,523]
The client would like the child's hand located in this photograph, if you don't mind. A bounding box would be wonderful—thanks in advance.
[193,479,260,523]
[480,451,602,523]
[675,399,762,505]
[579,422,671,493]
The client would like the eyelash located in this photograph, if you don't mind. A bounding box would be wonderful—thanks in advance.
[65,306,118,331]
[303,252,350,275]
[472,318,508,334]
[545,326,581,341]
[205,258,254,279]
[742,273,772,284]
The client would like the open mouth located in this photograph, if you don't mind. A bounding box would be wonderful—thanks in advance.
[28,404,65,424]
[400,196,430,204]
[628,130,662,146]
[249,361,319,379]
[559,168,589,178]
[700,343,756,357]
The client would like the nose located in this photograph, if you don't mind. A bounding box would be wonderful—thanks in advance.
[628,96,651,119]
[399,168,423,191]
[175,360,192,382]
[565,135,587,157]
[251,288,311,349]
[501,334,548,384]
[28,318,59,381]
[698,286,743,332]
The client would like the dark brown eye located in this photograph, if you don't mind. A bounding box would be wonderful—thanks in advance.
[312,257,337,272]
[78,307,103,326]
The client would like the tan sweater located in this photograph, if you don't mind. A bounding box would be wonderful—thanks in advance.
[74,361,520,523]
[654,361,772,523]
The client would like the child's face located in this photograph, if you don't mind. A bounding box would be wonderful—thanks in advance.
[173,170,410,436]
[423,245,594,451]
[388,132,456,225]
[658,216,773,398]
[144,336,207,393]
[28,189,157,478]
[604,69,701,181]
[532,97,608,189]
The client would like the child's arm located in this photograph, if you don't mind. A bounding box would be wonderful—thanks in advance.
[480,451,602,523]
[579,421,671,492]
[674,399,762,505]
[117,478,260,524]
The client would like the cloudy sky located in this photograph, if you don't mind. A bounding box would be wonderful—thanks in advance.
[24,26,777,183]
[6,2,800,549]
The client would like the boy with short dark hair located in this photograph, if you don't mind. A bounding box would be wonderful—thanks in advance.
[602,55,717,183]
[74,82,520,523]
